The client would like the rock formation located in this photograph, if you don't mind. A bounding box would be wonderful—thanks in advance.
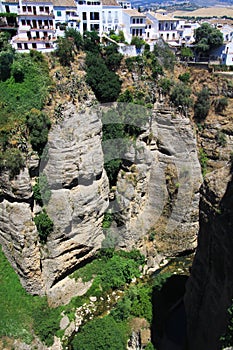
[184,163,233,350]
[114,105,203,255]
[0,103,109,294]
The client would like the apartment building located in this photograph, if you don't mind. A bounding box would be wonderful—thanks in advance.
[10,0,56,51]
[121,9,146,43]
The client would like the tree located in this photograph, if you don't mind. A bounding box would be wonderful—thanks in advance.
[214,97,228,113]
[71,316,127,350]
[194,87,210,120]
[26,109,51,155]
[102,44,123,71]
[194,23,223,57]
[83,30,100,53]
[131,36,145,50]
[170,83,193,111]
[0,49,14,81]
[65,28,83,51]
[34,209,53,243]
[85,52,121,102]
[0,148,24,178]
[180,47,194,61]
[55,36,74,66]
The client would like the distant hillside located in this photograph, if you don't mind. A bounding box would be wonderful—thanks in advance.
[173,6,233,18]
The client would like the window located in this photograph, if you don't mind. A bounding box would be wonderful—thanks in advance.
[24,43,28,49]
[83,12,87,20]
[132,18,135,24]
[17,43,22,49]
[45,6,49,13]
[140,18,143,23]
[83,23,87,31]
[39,6,44,12]
[22,6,26,12]
[28,6,31,12]
[90,12,99,20]
[32,43,37,49]
[22,19,26,25]
[136,18,139,24]
[5,5,10,13]
[91,23,99,30]
[57,11,62,16]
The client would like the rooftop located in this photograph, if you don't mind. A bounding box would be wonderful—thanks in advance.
[123,9,146,17]
[102,0,119,6]
[53,0,76,7]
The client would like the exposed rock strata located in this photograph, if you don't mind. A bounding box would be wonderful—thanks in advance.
[184,163,233,350]
[0,103,109,294]
[114,106,203,255]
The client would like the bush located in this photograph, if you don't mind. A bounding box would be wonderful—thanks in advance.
[170,83,193,110]
[33,174,51,206]
[55,36,74,66]
[194,87,210,120]
[199,147,208,177]
[220,301,233,347]
[33,302,62,346]
[178,72,190,84]
[26,109,51,155]
[85,52,121,102]
[72,316,128,350]
[34,209,53,243]
[0,148,24,178]
[214,97,228,113]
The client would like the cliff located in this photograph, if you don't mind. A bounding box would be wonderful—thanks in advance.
[0,103,109,295]
[114,104,202,256]
[184,163,233,350]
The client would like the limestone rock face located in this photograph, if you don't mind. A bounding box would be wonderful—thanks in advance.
[184,164,233,350]
[0,103,109,294]
[114,106,203,255]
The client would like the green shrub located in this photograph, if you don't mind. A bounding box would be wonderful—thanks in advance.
[220,301,233,347]
[0,148,24,178]
[170,83,193,109]
[216,131,227,147]
[33,302,62,346]
[199,147,208,177]
[85,52,121,102]
[34,209,53,243]
[194,87,210,120]
[178,72,190,84]
[72,315,128,350]
[26,109,51,155]
[33,174,51,206]
[214,97,228,113]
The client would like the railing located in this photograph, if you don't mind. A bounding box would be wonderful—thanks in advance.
[18,11,54,17]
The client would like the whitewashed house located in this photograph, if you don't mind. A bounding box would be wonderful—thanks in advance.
[1,0,18,15]
[101,0,122,34]
[53,0,79,31]
[11,0,56,52]
[121,9,146,43]
[146,10,181,45]
[75,0,102,34]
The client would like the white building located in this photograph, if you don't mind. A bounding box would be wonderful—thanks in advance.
[177,21,200,46]
[221,41,233,65]
[146,10,181,44]
[53,0,79,31]
[11,0,56,52]
[121,9,146,43]
[102,0,122,34]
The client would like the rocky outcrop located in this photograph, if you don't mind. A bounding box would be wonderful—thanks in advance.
[114,105,203,255]
[184,163,233,350]
[0,103,109,294]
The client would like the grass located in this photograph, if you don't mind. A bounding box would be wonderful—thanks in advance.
[0,245,61,345]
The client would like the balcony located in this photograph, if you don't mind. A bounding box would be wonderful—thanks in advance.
[18,11,54,18]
